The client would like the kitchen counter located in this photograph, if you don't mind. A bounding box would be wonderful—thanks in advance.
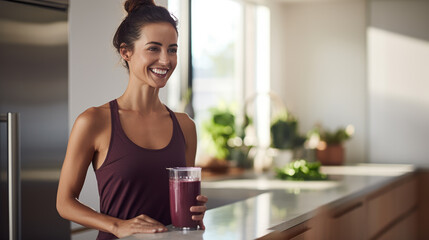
[119,164,415,240]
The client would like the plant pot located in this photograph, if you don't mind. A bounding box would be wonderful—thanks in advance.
[230,147,253,169]
[316,144,344,165]
[272,149,294,168]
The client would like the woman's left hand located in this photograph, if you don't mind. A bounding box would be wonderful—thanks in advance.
[190,195,208,230]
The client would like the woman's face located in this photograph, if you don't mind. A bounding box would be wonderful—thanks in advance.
[126,22,178,88]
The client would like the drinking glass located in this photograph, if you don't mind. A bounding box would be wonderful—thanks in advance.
[167,167,201,230]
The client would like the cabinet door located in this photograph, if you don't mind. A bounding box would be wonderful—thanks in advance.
[367,188,396,238]
[290,228,315,240]
[329,202,365,240]
[377,210,417,240]
[394,178,417,220]
[258,220,315,240]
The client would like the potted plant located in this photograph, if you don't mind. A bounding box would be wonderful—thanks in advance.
[308,124,355,165]
[270,113,306,168]
[200,104,253,172]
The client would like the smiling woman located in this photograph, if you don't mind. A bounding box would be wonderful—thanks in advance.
[119,22,178,89]
[56,1,207,240]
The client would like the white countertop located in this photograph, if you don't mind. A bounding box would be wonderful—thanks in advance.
[119,164,415,240]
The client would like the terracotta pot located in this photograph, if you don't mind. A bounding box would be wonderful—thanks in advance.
[316,144,344,165]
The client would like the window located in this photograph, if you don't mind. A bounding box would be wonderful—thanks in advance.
[191,0,244,126]
[169,0,271,163]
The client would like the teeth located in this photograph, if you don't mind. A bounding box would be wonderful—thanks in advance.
[151,68,168,75]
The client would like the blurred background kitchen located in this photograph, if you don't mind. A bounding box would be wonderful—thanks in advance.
[1,0,428,239]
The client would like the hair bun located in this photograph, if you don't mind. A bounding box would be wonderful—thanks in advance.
[124,0,155,14]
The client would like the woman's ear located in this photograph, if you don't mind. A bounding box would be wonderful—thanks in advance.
[119,43,131,61]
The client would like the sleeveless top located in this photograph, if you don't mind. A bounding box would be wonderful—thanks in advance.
[94,99,187,240]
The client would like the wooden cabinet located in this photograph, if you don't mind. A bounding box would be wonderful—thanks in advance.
[260,173,419,240]
[394,177,417,219]
[328,200,366,240]
[417,171,429,239]
[325,174,417,240]
[289,228,314,240]
[367,175,417,239]
[367,187,396,238]
[258,220,315,240]
[378,210,417,240]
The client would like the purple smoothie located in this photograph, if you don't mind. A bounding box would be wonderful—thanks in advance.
[169,179,201,229]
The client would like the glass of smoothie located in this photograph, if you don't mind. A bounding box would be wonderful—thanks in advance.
[167,167,201,230]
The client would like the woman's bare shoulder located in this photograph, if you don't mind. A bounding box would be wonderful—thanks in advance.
[174,112,195,129]
[174,111,196,140]
[173,111,197,166]
[73,103,111,132]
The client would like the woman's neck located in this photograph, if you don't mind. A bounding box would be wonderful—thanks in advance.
[117,80,164,114]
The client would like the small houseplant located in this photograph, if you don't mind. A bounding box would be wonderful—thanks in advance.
[270,112,306,168]
[308,124,355,165]
[201,104,252,171]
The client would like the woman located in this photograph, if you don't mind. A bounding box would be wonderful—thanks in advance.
[56,0,208,239]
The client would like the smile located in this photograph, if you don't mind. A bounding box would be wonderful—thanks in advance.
[150,68,168,75]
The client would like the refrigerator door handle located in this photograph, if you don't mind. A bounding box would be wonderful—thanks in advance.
[1,112,21,240]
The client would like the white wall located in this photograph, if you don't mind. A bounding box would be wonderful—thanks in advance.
[69,1,126,130]
[69,0,169,130]
[368,0,429,166]
[268,0,429,166]
[69,0,168,230]
[270,0,367,163]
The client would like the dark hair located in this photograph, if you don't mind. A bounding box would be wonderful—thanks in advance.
[113,0,178,69]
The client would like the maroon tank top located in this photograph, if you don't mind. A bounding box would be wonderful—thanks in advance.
[95,99,187,240]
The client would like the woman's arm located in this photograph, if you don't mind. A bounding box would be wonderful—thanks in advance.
[175,112,208,229]
[57,108,166,237]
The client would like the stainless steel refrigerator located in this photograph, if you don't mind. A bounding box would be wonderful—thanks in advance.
[0,0,70,239]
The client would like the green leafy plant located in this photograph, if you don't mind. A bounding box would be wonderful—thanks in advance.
[309,124,355,145]
[270,114,306,150]
[202,107,236,160]
[275,159,327,181]
[201,104,252,161]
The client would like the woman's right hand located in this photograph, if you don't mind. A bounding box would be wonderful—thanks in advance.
[113,214,168,238]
